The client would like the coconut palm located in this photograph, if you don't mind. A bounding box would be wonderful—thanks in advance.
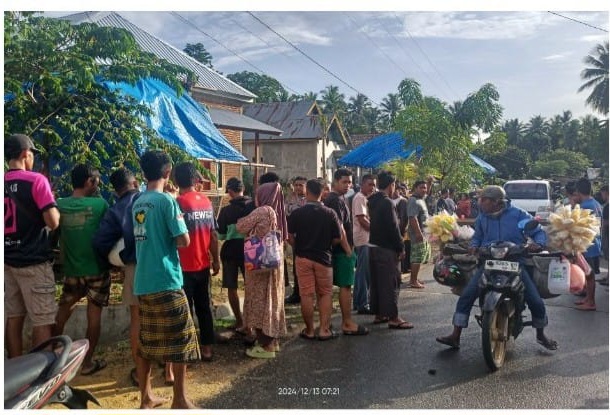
[578,41,609,115]
[380,93,402,128]
[319,85,346,116]
[501,119,526,147]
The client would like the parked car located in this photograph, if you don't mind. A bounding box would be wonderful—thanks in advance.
[503,180,556,221]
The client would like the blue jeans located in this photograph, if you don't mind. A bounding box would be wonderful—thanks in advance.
[352,245,370,310]
[452,265,548,329]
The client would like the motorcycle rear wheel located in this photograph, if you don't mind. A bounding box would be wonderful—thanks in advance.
[482,307,509,371]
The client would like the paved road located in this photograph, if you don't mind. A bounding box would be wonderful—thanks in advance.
[202,263,609,410]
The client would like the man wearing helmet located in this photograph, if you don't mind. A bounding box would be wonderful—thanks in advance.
[436,185,558,351]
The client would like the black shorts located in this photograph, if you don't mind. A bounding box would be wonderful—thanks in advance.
[222,259,245,289]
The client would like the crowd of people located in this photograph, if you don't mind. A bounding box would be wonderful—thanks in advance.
[4,132,609,409]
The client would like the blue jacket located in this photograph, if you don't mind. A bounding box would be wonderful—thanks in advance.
[470,201,546,248]
[92,189,140,267]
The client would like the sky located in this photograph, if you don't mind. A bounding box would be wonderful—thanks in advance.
[7,1,610,123]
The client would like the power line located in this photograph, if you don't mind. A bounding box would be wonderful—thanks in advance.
[371,13,452,103]
[342,12,410,79]
[247,11,380,106]
[547,11,608,33]
[394,13,461,103]
[169,12,302,96]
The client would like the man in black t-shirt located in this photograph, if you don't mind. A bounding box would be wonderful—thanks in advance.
[288,179,348,340]
[324,169,369,336]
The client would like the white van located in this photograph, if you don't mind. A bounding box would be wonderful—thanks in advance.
[503,180,555,220]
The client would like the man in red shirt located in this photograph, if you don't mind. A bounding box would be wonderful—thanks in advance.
[175,162,220,362]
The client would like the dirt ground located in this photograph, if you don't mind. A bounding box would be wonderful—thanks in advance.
[51,249,307,409]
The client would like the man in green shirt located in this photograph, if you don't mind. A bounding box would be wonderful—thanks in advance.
[54,164,109,376]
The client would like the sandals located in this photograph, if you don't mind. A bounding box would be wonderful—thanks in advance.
[388,321,414,330]
[436,336,460,349]
[372,317,390,324]
[536,336,558,350]
[299,328,316,341]
[245,345,276,359]
[342,324,369,336]
[317,329,339,341]
[81,359,107,376]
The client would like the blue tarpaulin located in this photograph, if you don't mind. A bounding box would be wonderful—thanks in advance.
[339,131,497,174]
[102,77,248,162]
[338,131,422,168]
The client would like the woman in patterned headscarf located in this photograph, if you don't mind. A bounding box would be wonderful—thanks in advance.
[236,182,287,358]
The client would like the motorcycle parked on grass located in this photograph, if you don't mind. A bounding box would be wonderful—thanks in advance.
[4,335,100,409]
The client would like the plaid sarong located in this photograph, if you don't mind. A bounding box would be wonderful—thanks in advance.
[138,290,201,363]
[410,240,432,264]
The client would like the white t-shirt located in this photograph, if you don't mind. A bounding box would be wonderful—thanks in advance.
[352,191,370,247]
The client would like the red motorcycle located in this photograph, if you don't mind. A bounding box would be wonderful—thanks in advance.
[4,335,100,409]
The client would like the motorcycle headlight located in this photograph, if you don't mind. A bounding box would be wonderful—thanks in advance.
[490,246,509,259]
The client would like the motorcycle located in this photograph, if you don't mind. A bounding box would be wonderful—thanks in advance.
[4,335,100,409]
[475,235,561,371]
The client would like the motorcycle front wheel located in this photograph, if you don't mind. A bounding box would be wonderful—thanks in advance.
[482,306,509,371]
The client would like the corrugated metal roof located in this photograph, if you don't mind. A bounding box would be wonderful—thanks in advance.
[60,11,256,102]
[208,107,282,135]
[242,100,322,140]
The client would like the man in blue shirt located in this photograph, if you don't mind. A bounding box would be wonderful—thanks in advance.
[436,186,557,351]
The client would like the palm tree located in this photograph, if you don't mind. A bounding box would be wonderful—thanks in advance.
[501,119,526,147]
[346,93,370,132]
[578,41,609,115]
[302,91,318,101]
[380,93,402,128]
[362,107,382,134]
[319,85,346,116]
[524,115,550,160]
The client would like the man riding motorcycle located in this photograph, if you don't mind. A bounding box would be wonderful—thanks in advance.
[436,185,558,351]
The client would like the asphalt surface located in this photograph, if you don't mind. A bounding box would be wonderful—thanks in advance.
[202,262,609,410]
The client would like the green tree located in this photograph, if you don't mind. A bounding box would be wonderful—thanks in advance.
[183,42,213,67]
[578,41,609,116]
[455,83,503,133]
[501,118,526,147]
[380,93,402,129]
[523,115,550,161]
[4,12,204,194]
[397,78,423,107]
[538,149,590,178]
[226,71,287,103]
[530,160,570,178]
[319,85,346,116]
[362,107,383,134]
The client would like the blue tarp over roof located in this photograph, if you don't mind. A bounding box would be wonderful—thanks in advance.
[102,77,248,162]
[338,131,422,168]
[338,131,497,174]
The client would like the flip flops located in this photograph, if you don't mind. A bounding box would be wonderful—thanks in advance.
[575,303,597,311]
[536,336,558,350]
[436,336,460,349]
[388,321,414,330]
[317,329,339,341]
[372,317,390,324]
[342,324,369,336]
[81,359,107,376]
[299,328,316,341]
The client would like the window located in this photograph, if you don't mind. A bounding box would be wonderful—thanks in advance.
[504,183,549,200]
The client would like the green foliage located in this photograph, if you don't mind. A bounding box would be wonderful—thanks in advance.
[538,149,590,178]
[578,41,609,116]
[183,42,213,67]
[530,159,570,178]
[226,70,288,103]
[4,12,208,195]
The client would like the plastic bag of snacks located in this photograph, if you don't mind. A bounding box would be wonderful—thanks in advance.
[546,204,600,255]
[425,210,458,243]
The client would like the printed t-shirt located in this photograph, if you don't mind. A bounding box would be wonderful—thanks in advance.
[4,169,57,267]
[133,190,188,295]
[177,191,218,272]
[57,196,109,277]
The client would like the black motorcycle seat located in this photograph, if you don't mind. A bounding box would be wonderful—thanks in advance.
[4,351,56,401]
[443,243,469,255]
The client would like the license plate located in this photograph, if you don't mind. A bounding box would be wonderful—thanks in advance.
[484,260,519,272]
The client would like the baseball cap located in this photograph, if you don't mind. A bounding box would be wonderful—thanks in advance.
[225,177,243,193]
[5,134,39,156]
[479,185,506,200]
